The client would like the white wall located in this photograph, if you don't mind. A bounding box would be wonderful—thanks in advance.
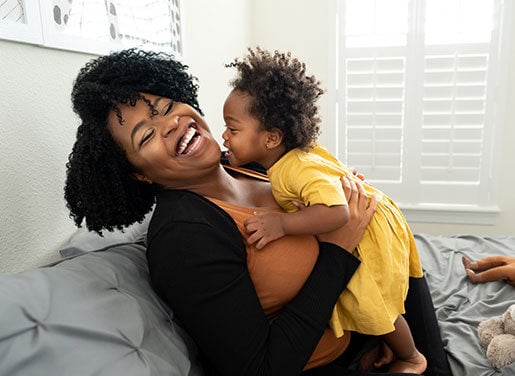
[1,0,514,275]
[0,43,94,274]
[182,0,251,141]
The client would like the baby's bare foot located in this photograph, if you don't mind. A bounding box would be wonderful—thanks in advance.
[388,351,427,374]
[462,256,478,270]
[465,268,484,283]
[462,257,484,283]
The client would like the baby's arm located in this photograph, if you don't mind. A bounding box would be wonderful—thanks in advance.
[245,204,350,249]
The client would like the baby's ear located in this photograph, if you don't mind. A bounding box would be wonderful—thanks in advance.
[266,128,283,148]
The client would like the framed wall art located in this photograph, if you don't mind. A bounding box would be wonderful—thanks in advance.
[0,0,183,57]
[0,0,43,45]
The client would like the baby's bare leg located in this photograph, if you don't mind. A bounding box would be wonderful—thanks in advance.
[462,255,508,271]
[383,315,427,374]
[462,256,515,285]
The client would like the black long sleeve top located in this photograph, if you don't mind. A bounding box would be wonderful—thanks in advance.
[146,189,360,376]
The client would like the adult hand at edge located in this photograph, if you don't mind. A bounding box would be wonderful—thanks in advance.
[325,176,377,252]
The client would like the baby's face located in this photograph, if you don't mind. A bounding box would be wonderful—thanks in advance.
[221,89,270,167]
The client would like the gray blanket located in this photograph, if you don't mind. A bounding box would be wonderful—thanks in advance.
[415,234,515,376]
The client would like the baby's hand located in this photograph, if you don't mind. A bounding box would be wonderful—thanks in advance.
[244,212,285,249]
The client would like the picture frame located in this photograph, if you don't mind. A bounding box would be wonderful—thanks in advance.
[1,0,183,57]
[0,0,43,45]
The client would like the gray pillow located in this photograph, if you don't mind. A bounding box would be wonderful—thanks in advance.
[59,213,152,258]
[0,242,204,376]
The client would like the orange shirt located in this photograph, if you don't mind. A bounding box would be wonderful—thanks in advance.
[208,197,350,369]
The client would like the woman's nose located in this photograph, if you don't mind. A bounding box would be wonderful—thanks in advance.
[160,115,180,136]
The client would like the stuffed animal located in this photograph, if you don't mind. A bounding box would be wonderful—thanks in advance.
[478,304,515,369]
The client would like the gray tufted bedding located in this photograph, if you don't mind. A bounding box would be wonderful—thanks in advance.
[0,240,204,376]
[0,228,514,375]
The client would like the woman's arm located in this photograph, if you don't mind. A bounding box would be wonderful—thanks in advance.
[146,191,360,376]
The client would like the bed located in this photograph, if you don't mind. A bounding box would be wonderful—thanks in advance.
[414,233,515,375]
[0,226,513,375]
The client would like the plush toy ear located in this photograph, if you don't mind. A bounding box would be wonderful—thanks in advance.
[503,304,515,336]
[486,334,515,368]
[478,316,505,348]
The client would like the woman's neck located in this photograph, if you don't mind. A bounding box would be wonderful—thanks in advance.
[188,164,277,209]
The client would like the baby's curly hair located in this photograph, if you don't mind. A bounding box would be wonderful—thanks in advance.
[226,47,323,150]
[65,48,201,234]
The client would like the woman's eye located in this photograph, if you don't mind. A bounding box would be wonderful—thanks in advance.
[140,130,155,146]
[163,101,175,115]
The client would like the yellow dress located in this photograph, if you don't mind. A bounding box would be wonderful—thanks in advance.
[267,145,423,337]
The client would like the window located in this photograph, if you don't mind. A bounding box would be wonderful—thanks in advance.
[335,0,509,224]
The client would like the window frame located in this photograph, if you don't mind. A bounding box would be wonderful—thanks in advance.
[327,0,512,224]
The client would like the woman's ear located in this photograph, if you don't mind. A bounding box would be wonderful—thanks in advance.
[266,129,283,149]
[132,173,153,184]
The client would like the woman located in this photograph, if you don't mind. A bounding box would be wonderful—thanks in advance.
[65,49,450,376]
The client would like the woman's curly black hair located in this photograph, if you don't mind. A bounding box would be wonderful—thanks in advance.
[65,48,202,234]
[226,47,323,151]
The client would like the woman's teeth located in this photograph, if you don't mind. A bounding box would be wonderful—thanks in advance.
[176,126,199,155]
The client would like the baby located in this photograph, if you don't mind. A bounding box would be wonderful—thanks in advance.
[222,47,427,374]
[463,255,515,286]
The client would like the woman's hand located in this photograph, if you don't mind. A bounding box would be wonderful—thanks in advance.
[324,176,377,252]
[349,167,366,182]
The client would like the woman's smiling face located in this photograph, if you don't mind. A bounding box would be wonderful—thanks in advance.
[108,93,222,189]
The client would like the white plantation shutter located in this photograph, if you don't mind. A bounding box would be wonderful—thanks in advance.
[336,0,506,223]
[343,50,406,183]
